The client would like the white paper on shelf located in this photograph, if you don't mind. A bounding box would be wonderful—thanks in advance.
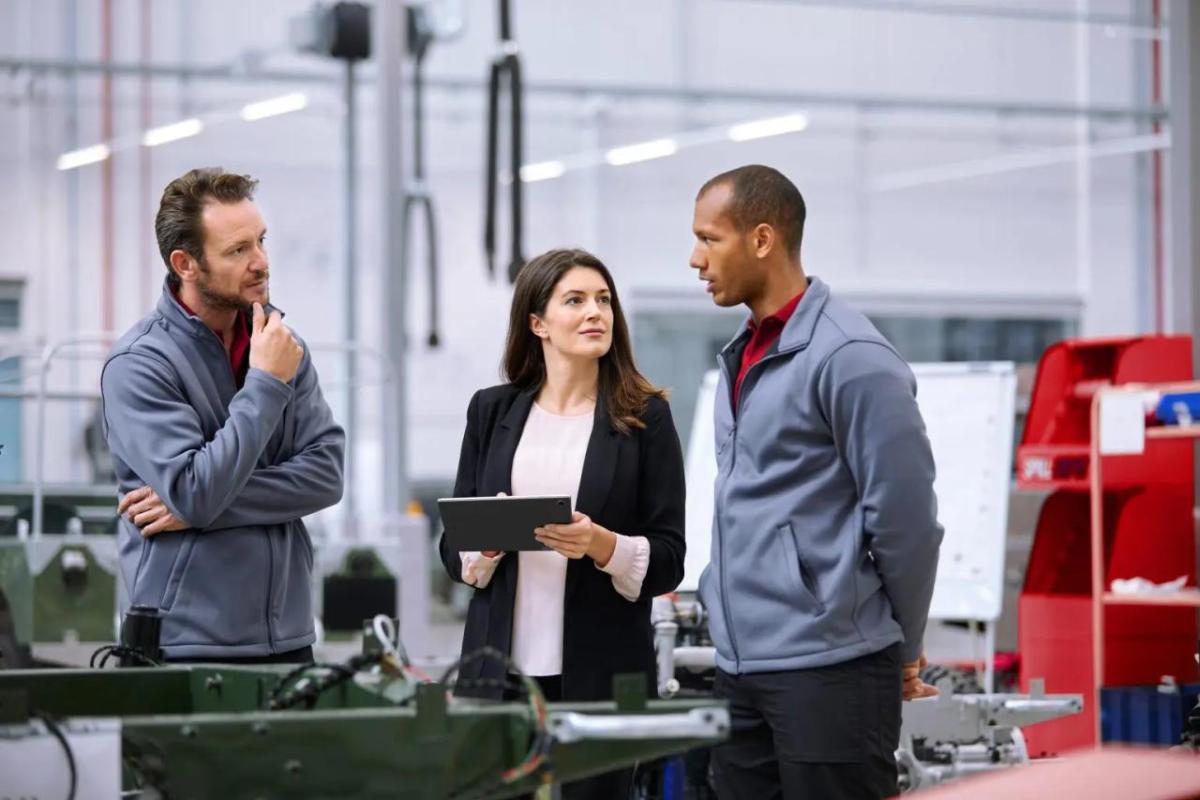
[1098,391,1153,455]
[1110,575,1188,595]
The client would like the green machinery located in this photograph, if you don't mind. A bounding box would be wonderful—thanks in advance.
[0,535,118,651]
[0,664,728,798]
[0,483,121,536]
[0,532,428,652]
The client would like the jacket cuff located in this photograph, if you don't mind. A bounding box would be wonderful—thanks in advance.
[244,367,295,399]
[900,637,924,665]
[462,550,504,588]
[597,534,650,602]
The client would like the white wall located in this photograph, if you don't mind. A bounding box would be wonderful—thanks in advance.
[0,0,1164,497]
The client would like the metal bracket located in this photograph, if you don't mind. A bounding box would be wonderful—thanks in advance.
[549,707,729,744]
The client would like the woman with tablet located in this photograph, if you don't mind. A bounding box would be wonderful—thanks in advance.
[437,247,686,799]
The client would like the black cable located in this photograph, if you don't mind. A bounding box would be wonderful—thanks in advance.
[441,646,554,799]
[484,57,501,279]
[33,711,77,800]
[423,194,441,347]
[267,653,383,711]
[89,644,161,669]
[483,0,526,284]
[499,0,512,40]
[505,49,525,284]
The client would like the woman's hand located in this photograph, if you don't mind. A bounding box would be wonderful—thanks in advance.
[536,512,617,565]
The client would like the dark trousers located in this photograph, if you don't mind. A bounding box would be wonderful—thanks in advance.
[505,674,634,800]
[711,644,901,800]
[168,645,314,665]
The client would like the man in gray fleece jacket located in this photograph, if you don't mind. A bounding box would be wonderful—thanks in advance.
[691,165,943,799]
[101,168,344,663]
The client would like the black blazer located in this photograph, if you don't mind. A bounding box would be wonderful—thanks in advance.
[438,383,686,701]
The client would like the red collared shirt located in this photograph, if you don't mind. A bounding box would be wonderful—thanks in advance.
[173,292,252,387]
[733,289,805,411]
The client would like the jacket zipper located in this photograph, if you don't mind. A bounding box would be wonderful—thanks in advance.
[715,353,741,670]
[716,340,807,671]
[206,320,277,653]
[265,532,275,653]
[735,346,799,418]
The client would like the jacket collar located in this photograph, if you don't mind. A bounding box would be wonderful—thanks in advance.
[156,280,283,342]
[719,275,829,357]
[778,275,828,351]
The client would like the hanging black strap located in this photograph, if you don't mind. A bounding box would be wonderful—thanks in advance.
[484,0,525,284]
[484,58,501,279]
[506,48,525,284]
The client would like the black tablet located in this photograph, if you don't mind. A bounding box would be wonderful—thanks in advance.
[438,495,573,552]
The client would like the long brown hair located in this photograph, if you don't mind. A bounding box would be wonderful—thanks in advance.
[502,248,666,435]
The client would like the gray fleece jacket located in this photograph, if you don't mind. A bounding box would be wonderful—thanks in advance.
[101,284,344,659]
[699,276,943,674]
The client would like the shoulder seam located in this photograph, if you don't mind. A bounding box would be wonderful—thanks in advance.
[813,338,907,393]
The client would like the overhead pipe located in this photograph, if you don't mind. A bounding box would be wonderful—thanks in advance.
[0,56,1170,123]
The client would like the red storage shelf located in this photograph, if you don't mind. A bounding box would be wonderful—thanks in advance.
[1021,336,1193,450]
[1019,595,1197,755]
[1016,335,1199,754]
[1017,336,1196,492]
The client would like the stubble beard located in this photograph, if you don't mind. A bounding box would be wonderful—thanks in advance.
[196,262,260,313]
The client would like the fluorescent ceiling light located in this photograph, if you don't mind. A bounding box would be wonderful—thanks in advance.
[56,144,111,171]
[519,160,566,182]
[871,131,1169,192]
[728,113,809,142]
[605,138,678,166]
[142,118,203,147]
[241,92,309,121]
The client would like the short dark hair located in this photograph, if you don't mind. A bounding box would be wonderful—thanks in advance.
[697,165,806,257]
[155,168,259,290]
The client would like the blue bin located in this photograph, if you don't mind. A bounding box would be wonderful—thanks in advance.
[1155,392,1200,425]
[1101,684,1191,745]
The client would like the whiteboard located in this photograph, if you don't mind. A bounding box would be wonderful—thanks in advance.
[679,362,1016,623]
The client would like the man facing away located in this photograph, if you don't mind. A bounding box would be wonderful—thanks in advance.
[101,167,344,663]
[691,164,943,798]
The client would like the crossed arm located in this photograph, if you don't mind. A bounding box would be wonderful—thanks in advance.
[103,349,344,537]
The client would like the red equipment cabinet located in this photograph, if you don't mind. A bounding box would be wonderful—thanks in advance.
[1016,335,1199,754]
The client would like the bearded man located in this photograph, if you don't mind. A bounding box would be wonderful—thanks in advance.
[101,168,344,663]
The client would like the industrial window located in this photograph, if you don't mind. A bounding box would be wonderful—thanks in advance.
[0,280,21,330]
[0,299,19,330]
[867,317,1078,365]
[633,309,1076,450]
